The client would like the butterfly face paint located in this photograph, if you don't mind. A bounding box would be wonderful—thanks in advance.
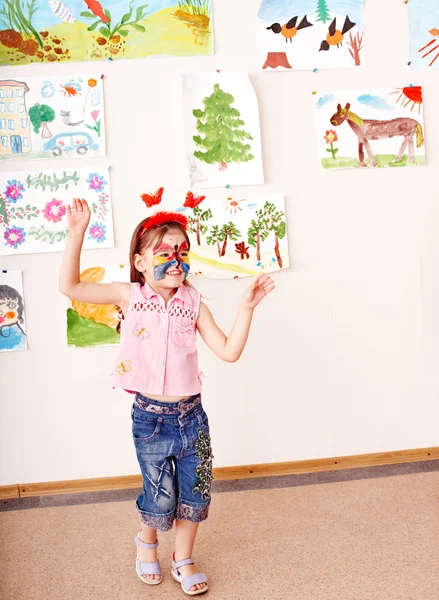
[153,241,190,281]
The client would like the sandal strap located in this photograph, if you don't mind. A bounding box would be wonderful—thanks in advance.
[173,557,194,569]
[182,572,207,592]
[136,559,161,576]
[134,536,159,550]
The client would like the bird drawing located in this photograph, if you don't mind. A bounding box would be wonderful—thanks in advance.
[266,16,313,43]
[319,16,356,51]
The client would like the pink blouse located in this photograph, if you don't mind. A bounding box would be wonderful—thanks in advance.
[112,283,202,396]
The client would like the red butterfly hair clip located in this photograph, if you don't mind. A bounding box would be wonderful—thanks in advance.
[140,187,164,208]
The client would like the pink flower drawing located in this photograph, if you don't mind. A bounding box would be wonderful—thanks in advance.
[43,199,66,223]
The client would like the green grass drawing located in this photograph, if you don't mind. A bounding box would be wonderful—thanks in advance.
[178,1,210,16]
[0,0,43,47]
[67,308,120,348]
[321,154,425,170]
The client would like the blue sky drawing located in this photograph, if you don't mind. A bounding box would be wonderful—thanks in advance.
[357,94,395,111]
[257,0,363,28]
[316,94,335,109]
[408,0,439,69]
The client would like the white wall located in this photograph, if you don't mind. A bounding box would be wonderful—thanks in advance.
[1,0,438,486]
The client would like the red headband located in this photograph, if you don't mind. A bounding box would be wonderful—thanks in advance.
[138,211,188,239]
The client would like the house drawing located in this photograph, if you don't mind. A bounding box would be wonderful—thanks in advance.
[0,80,31,156]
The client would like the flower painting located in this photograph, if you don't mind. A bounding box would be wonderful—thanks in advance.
[0,166,114,255]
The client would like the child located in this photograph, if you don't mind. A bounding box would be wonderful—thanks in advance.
[0,284,26,351]
[59,198,275,596]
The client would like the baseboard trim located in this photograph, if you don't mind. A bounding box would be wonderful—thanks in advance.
[1,446,438,500]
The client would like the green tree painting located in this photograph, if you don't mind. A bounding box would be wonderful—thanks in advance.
[206,224,224,257]
[218,222,241,257]
[264,201,286,268]
[188,206,213,245]
[247,214,269,263]
[316,0,331,24]
[192,84,254,171]
[28,104,55,139]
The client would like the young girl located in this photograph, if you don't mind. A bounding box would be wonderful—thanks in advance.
[59,198,275,596]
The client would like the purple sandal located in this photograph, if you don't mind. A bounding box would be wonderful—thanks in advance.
[171,554,208,596]
[134,536,162,585]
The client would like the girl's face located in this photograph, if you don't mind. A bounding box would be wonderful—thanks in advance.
[0,296,19,327]
[136,228,190,289]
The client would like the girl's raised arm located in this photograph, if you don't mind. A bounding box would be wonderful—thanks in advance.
[59,198,130,309]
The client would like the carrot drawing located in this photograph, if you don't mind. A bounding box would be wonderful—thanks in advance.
[83,0,110,23]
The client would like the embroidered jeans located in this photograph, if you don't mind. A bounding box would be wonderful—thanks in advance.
[132,393,213,532]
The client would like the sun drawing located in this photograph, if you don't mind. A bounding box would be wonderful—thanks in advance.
[389,86,422,114]
[223,197,247,214]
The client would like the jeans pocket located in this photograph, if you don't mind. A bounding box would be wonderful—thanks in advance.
[132,414,163,441]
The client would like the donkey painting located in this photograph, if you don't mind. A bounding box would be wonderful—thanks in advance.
[330,103,424,167]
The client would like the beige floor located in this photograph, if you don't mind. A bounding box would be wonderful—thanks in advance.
[1,472,439,600]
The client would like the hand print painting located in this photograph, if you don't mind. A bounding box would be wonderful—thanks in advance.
[0,166,114,255]
[0,1,213,65]
[315,87,426,170]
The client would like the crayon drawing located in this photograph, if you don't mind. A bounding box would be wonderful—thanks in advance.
[408,0,439,69]
[0,270,27,352]
[67,265,129,348]
[0,166,114,255]
[0,74,105,161]
[257,0,365,71]
[315,87,425,170]
[183,72,264,189]
[0,1,213,66]
[179,193,289,279]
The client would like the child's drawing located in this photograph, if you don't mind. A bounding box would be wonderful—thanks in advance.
[0,166,114,255]
[183,72,264,189]
[257,0,365,71]
[0,1,213,66]
[0,270,27,352]
[408,0,439,69]
[67,265,129,348]
[0,75,105,161]
[179,193,289,279]
[315,87,426,170]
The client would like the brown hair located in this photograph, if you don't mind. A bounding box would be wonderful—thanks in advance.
[129,218,191,286]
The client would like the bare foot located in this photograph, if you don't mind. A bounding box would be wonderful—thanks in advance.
[136,535,161,582]
[174,556,207,592]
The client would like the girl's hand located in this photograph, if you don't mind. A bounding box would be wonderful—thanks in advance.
[66,198,91,237]
[241,274,275,310]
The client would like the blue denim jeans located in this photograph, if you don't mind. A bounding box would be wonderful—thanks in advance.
[132,393,213,532]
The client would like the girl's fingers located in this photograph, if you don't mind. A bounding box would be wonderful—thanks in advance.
[77,199,84,212]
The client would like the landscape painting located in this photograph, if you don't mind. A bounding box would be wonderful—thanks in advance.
[179,192,289,279]
[315,87,425,170]
[183,71,264,189]
[257,0,365,71]
[67,265,129,348]
[408,0,439,69]
[0,74,105,161]
[0,166,114,255]
[0,1,214,66]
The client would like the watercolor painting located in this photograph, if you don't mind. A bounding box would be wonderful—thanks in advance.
[67,265,129,348]
[0,166,114,255]
[183,71,264,189]
[257,0,365,71]
[0,74,105,161]
[0,1,214,66]
[408,0,439,69]
[0,269,27,352]
[315,87,425,170]
[177,192,289,279]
